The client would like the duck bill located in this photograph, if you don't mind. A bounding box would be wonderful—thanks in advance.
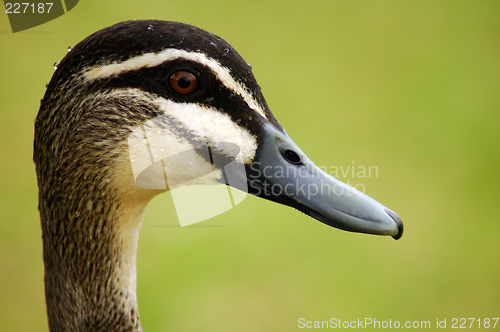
[245,124,403,240]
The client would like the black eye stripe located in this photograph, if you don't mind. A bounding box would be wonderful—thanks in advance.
[83,59,265,137]
[84,59,245,101]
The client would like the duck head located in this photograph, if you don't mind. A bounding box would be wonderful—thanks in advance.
[68,20,403,239]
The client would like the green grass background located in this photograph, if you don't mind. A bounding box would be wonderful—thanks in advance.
[1,0,499,331]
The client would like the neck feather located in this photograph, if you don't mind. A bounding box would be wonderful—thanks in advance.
[35,77,167,331]
[39,172,152,332]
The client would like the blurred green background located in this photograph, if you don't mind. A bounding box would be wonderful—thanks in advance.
[1,0,499,331]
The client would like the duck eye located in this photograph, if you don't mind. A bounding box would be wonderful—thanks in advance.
[279,144,304,165]
[169,71,198,95]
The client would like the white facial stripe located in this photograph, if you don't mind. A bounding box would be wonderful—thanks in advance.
[110,88,257,164]
[129,119,223,190]
[83,48,267,119]
[155,98,257,164]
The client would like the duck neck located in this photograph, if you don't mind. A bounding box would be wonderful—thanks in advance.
[40,185,149,332]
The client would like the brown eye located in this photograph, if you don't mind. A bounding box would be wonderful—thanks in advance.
[168,71,198,95]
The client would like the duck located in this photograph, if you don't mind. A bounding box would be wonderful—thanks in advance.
[33,20,403,332]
